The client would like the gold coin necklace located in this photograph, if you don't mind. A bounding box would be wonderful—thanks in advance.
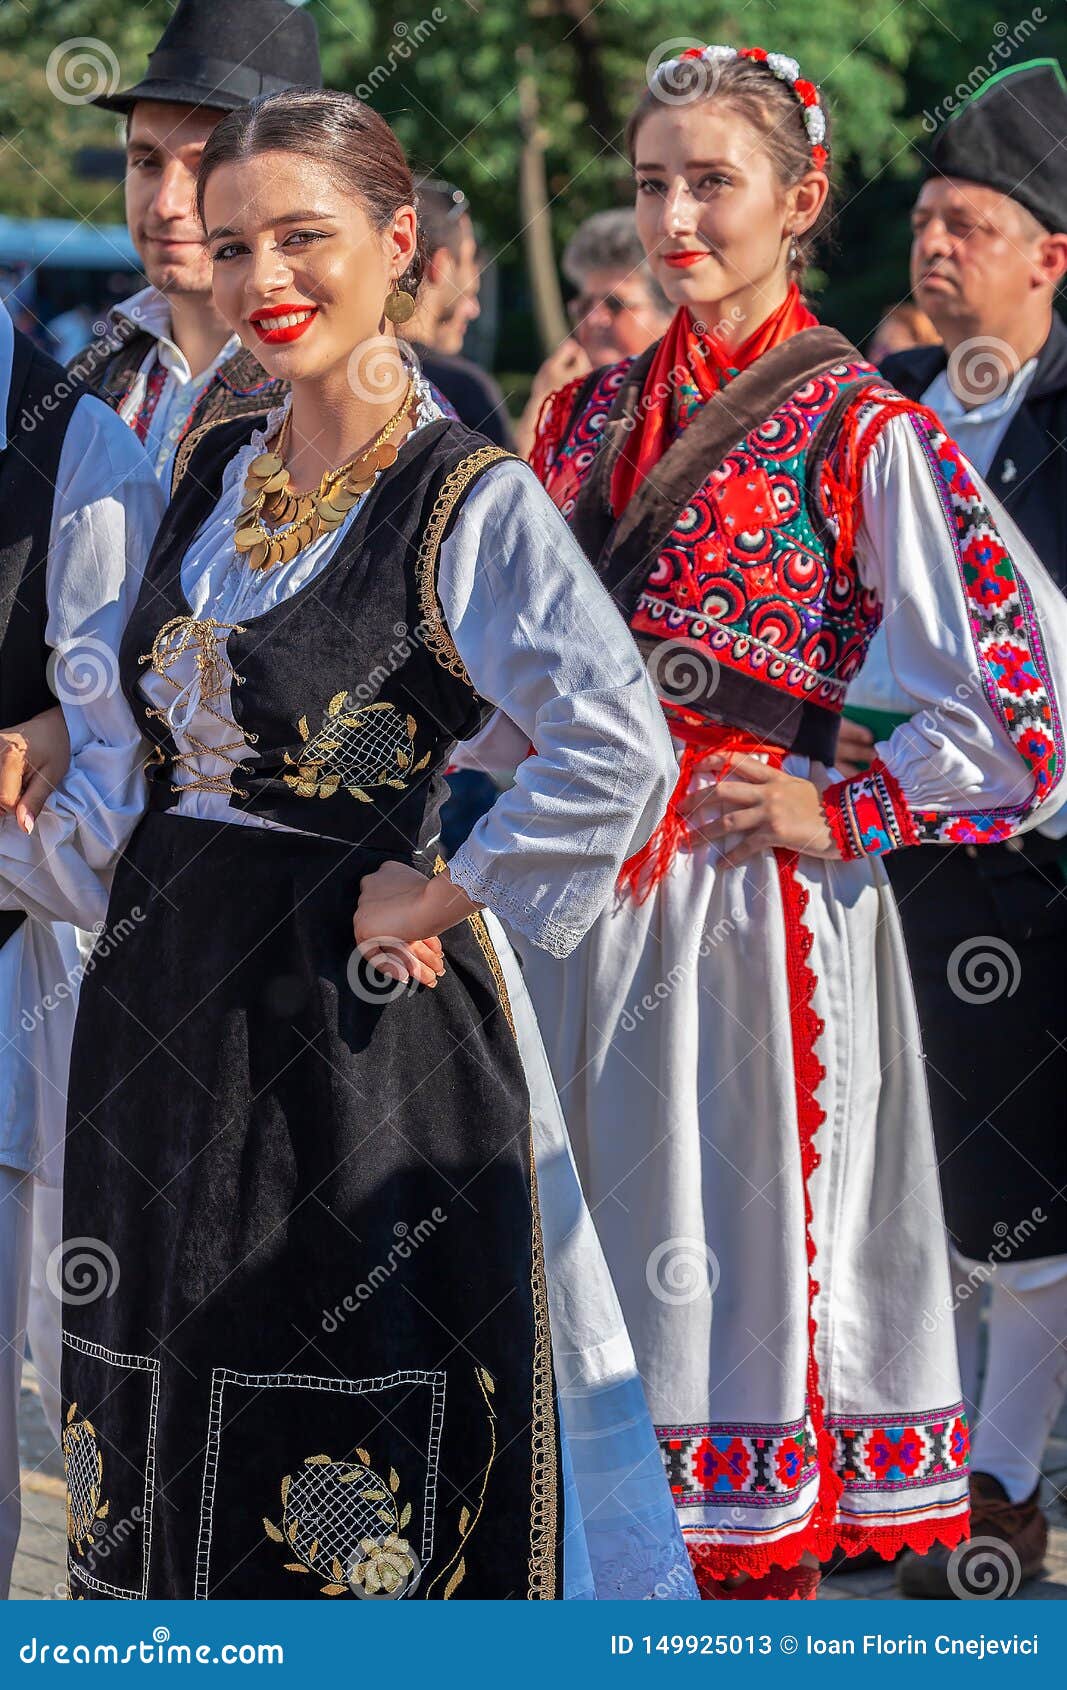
[234,378,416,571]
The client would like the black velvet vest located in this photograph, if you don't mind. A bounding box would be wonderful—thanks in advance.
[121,414,512,860]
[0,330,80,946]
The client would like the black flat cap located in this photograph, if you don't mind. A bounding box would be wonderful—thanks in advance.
[926,58,1067,234]
[94,0,321,116]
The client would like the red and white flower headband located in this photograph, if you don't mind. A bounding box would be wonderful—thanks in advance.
[655,44,829,171]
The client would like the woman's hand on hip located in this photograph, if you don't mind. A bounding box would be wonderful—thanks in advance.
[354,861,449,988]
[678,751,842,867]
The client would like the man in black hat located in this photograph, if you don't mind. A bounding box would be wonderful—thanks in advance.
[0,295,162,1598]
[838,59,1067,1599]
[72,0,321,486]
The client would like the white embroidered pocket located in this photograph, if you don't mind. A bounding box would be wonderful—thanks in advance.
[195,1367,446,1599]
[62,1334,161,1600]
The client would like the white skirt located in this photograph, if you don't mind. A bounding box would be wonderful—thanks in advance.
[511,758,970,1580]
[484,912,698,1600]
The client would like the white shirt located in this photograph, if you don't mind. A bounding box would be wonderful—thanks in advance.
[0,298,164,1182]
[113,285,240,486]
[134,383,676,958]
[922,355,1038,481]
[846,361,1067,840]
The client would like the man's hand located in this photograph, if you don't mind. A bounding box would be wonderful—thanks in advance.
[515,338,593,458]
[0,707,71,833]
[835,716,877,778]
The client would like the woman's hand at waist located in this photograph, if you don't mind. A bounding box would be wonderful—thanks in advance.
[0,706,72,834]
[354,860,484,988]
[678,751,843,867]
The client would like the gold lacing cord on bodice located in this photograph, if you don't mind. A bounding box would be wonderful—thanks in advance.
[139,615,258,799]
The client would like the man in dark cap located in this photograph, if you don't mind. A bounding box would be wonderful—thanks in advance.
[72,0,321,486]
[839,59,1067,1599]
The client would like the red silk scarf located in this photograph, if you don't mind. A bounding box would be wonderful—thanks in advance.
[609,284,818,517]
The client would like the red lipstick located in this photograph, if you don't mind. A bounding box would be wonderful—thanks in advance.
[663,250,709,268]
[248,304,319,344]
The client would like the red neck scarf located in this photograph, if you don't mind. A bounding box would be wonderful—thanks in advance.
[610,284,818,517]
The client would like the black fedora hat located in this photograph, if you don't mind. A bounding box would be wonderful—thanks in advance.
[94,0,322,116]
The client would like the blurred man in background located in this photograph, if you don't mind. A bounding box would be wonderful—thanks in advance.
[72,0,321,485]
[841,60,1067,1599]
[514,208,672,456]
[409,177,514,447]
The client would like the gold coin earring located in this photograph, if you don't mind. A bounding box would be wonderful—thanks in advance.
[383,277,415,325]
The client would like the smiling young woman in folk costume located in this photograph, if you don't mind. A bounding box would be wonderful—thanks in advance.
[521,46,1067,1597]
[2,89,705,1601]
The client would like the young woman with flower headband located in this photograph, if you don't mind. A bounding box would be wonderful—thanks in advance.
[516,45,1067,1597]
[11,89,700,1601]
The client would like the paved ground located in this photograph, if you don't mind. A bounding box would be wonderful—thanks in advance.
[12,1357,1067,1601]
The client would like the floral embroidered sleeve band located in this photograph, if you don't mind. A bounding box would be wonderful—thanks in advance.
[824,407,1067,859]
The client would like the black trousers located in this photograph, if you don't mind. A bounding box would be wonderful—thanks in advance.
[887,840,1067,1261]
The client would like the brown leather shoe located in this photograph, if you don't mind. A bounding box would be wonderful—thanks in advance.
[896,1472,1047,1599]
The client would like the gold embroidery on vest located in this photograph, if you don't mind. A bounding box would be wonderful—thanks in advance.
[283,692,429,801]
[416,445,516,684]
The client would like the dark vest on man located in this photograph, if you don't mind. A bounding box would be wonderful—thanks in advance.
[882,312,1067,590]
[69,312,288,481]
[880,316,1067,1259]
[0,330,81,947]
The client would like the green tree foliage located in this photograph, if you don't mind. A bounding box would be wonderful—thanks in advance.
[2,0,1065,353]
